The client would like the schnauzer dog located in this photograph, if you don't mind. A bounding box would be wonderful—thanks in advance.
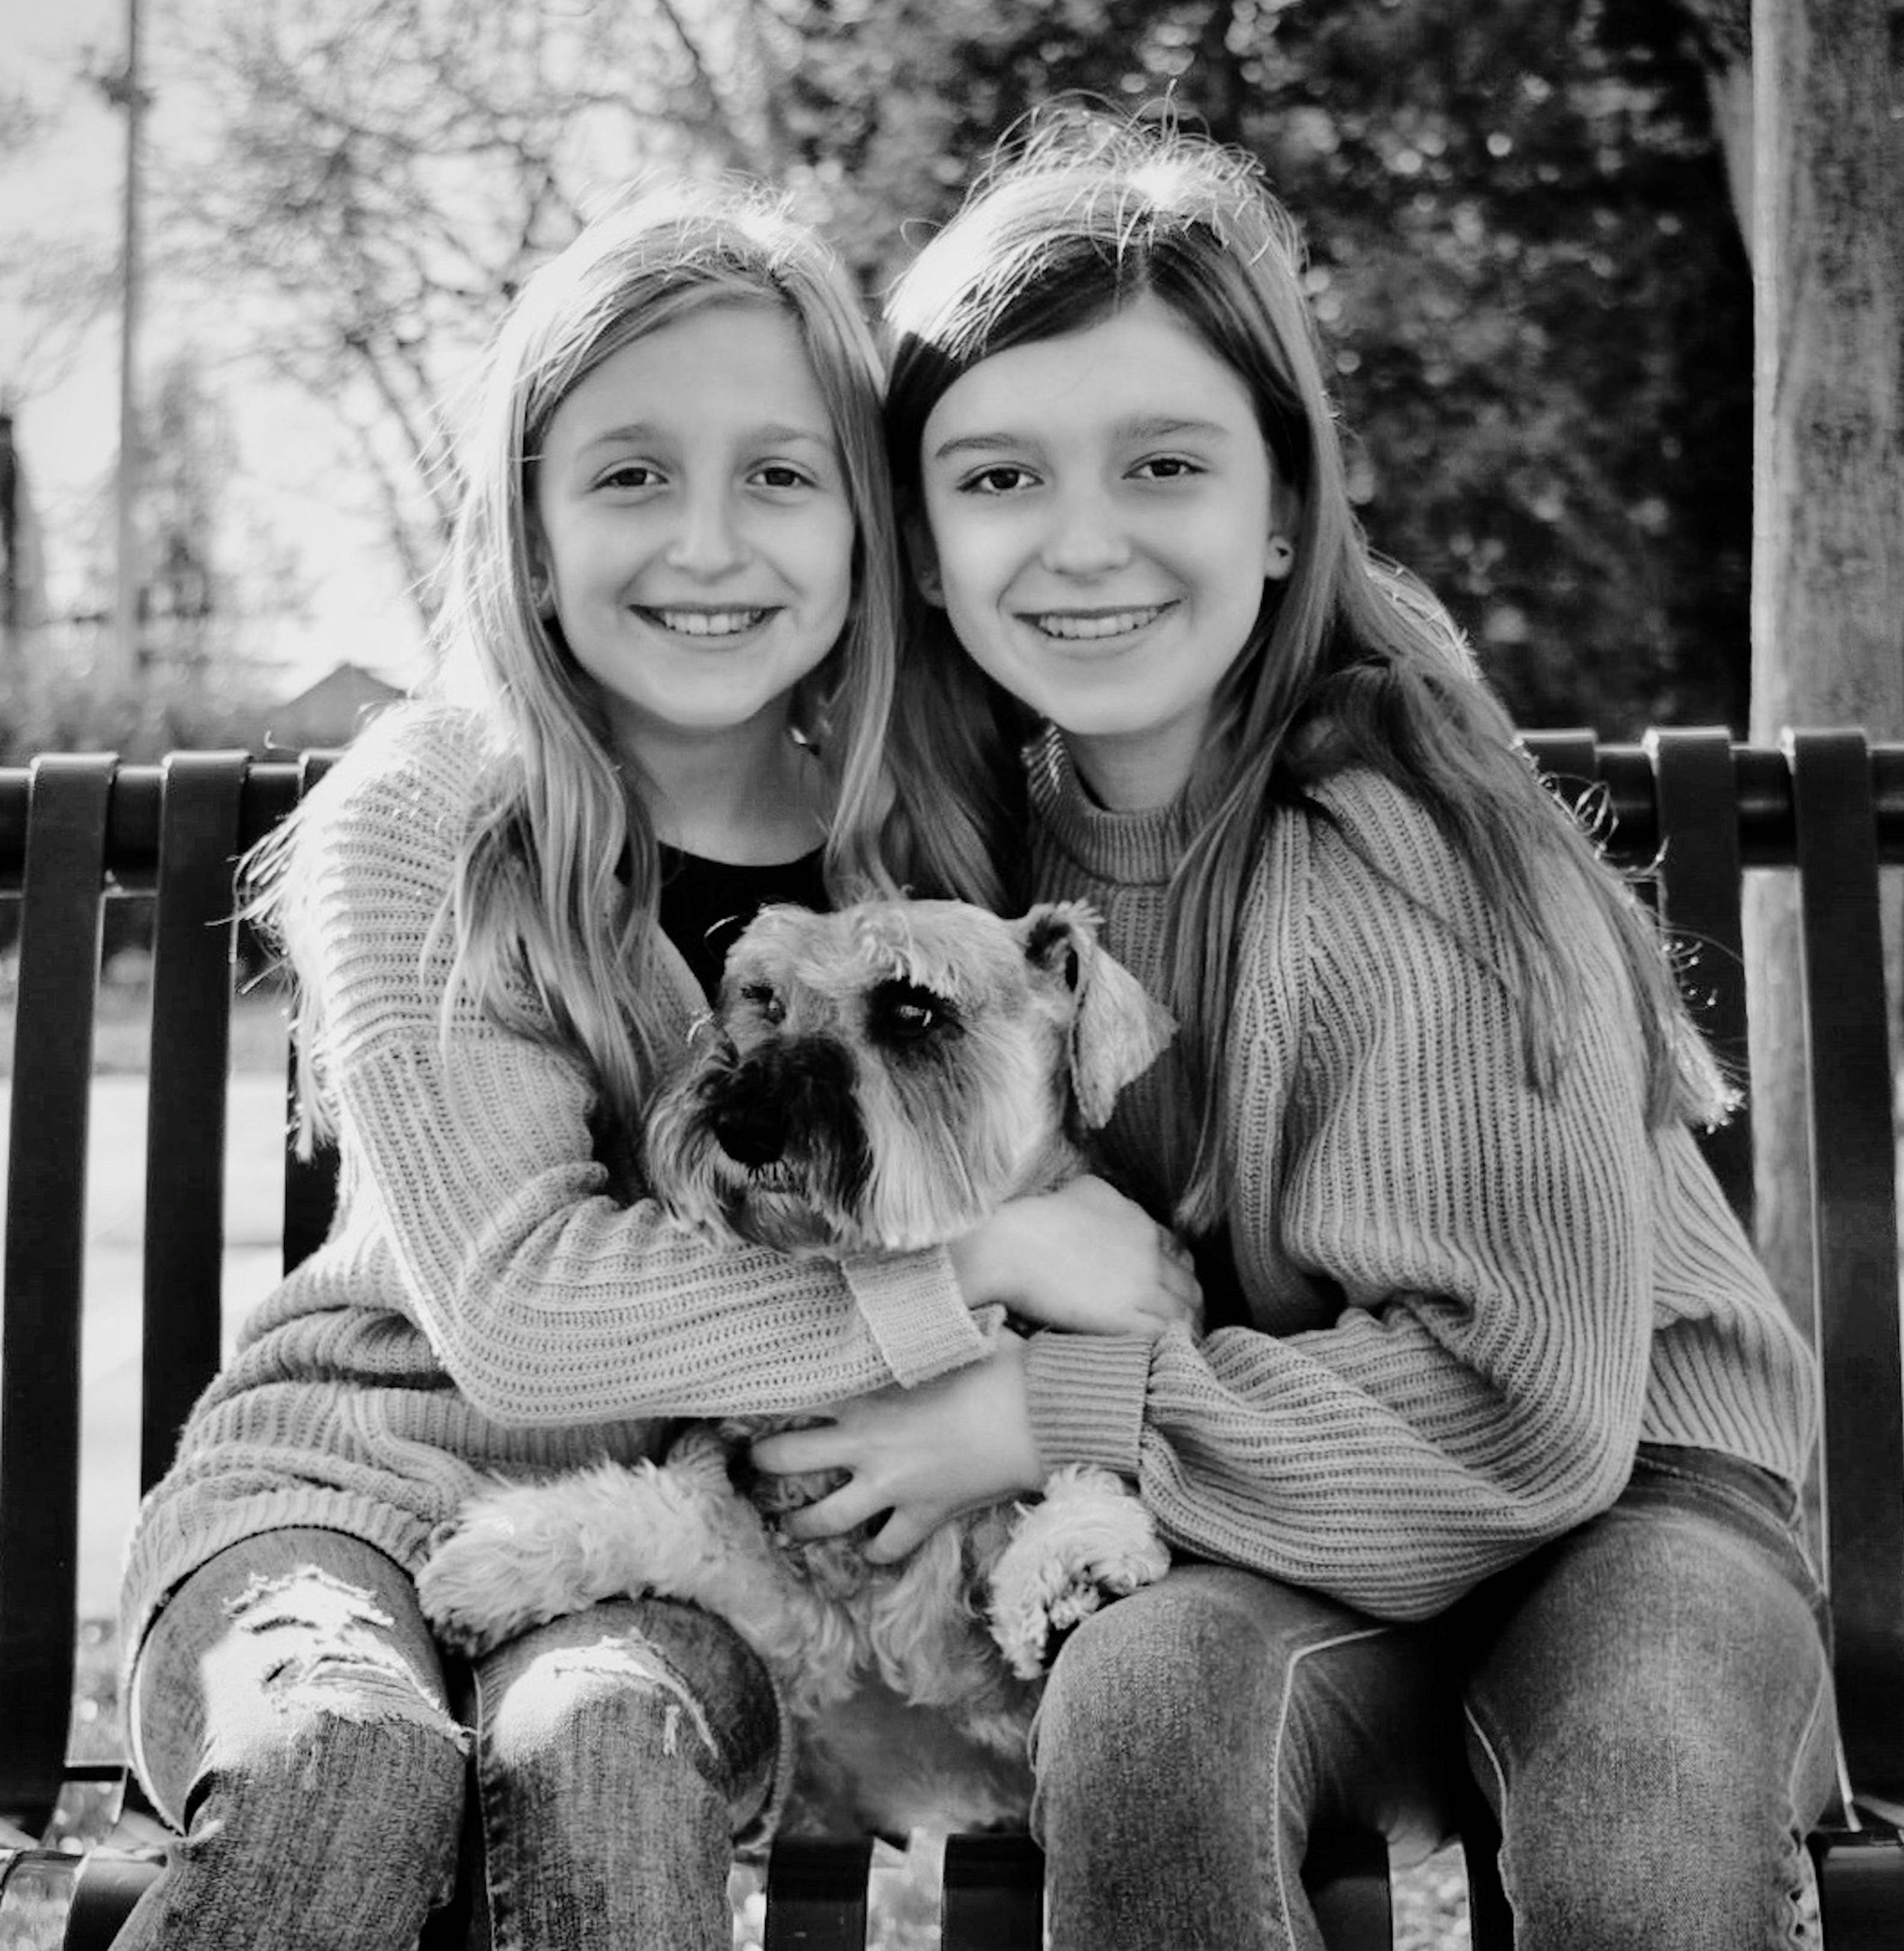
[418,898,1176,1836]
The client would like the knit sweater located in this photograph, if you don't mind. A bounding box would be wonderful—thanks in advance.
[1017,730,1821,1623]
[120,702,990,1662]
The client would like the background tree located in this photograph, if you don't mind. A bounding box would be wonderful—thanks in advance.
[10,0,1759,740]
[148,0,798,626]
[1675,0,1904,1332]
[774,0,1756,737]
[0,406,49,675]
[136,354,237,675]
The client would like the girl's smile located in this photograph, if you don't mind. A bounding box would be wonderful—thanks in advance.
[637,604,777,639]
[1021,601,1179,643]
[917,292,1295,811]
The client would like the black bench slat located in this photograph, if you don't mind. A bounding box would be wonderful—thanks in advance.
[941,1834,1042,1950]
[1304,1827,1396,1950]
[1786,729,1904,1819]
[141,753,251,1491]
[282,751,339,1274]
[1646,728,1754,1225]
[1,754,115,1830]
[763,1836,874,1949]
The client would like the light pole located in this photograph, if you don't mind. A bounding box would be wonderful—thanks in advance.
[97,0,146,683]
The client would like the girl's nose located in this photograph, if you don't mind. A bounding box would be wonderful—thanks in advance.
[1041,482,1132,577]
[665,487,749,577]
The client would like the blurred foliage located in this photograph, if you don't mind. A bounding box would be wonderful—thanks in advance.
[8,0,1750,739]
[144,0,810,625]
[0,660,272,765]
[773,0,1752,737]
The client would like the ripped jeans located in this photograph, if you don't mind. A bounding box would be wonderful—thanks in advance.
[120,1527,779,1951]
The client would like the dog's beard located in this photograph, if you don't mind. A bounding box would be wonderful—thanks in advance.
[648,1050,1074,1256]
[647,1084,878,1256]
[715,1173,858,1255]
[668,1126,1038,1256]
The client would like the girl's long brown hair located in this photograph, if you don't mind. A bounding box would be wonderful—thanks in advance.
[884,109,1729,1232]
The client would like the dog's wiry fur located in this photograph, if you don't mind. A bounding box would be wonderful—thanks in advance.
[418,898,1176,1837]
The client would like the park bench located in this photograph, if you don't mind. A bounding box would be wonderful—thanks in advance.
[1,731,1900,1949]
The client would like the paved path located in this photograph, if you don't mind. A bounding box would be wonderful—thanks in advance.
[0,1073,290,1615]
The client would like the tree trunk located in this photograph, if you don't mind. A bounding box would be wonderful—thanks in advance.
[1744,0,1904,1338]
[1678,0,1754,242]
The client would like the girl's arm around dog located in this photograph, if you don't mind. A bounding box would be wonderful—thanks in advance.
[1013,770,1817,1623]
[259,707,1183,1427]
[260,705,1008,1426]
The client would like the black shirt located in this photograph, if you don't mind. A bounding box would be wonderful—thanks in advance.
[657,843,830,1003]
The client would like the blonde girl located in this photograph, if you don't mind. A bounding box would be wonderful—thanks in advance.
[116,177,1184,1951]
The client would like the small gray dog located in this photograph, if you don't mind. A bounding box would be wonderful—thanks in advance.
[418,896,1175,1836]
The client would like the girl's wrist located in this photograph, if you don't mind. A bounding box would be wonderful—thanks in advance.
[946,1221,994,1309]
[947,1206,1018,1310]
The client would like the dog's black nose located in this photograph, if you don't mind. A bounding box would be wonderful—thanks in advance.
[706,1040,856,1173]
[710,1093,787,1169]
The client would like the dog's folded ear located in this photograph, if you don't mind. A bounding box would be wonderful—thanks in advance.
[1019,902,1175,1128]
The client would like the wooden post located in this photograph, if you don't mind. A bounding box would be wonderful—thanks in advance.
[1745,0,1904,1339]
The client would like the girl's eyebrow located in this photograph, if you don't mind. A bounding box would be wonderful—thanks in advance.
[576,420,836,456]
[928,413,1236,463]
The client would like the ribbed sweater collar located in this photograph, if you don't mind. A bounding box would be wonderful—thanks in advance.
[1024,723,1213,889]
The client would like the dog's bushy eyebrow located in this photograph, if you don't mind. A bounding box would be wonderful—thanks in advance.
[846,913,982,996]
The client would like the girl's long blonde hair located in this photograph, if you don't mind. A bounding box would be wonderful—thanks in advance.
[260,179,909,1149]
[884,108,1730,1232]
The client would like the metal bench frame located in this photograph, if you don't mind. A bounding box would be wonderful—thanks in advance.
[2,731,1900,1947]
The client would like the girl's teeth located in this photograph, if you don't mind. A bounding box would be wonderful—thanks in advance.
[652,609,767,636]
[1032,606,1165,641]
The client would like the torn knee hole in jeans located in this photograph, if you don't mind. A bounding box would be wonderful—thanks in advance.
[225,1567,469,1750]
[516,1640,721,1761]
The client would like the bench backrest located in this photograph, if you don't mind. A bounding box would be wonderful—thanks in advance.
[2,732,1902,1843]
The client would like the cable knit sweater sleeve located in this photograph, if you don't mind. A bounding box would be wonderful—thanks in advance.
[1023,765,1664,1621]
[284,706,989,1425]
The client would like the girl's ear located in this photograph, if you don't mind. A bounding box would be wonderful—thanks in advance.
[1264,479,1304,584]
[903,514,946,609]
[525,523,558,619]
[531,574,557,620]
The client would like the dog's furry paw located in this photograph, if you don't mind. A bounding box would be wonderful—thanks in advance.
[416,1477,621,1657]
[985,1466,1170,1679]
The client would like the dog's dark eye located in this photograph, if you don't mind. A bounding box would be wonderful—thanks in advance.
[740,980,785,1026]
[868,979,953,1044]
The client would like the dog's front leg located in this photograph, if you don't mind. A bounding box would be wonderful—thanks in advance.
[419,1447,868,1723]
[418,1448,747,1656]
[984,1466,1172,1679]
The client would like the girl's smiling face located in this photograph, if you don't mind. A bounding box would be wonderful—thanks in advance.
[534,302,854,768]
[916,293,1295,810]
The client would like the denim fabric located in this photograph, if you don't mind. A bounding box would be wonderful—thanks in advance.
[1029,1445,1838,1951]
[121,1526,779,1950]
[463,1594,779,1950]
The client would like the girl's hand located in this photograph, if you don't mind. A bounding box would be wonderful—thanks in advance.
[947,1174,1200,1336]
[750,1336,1044,1563]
